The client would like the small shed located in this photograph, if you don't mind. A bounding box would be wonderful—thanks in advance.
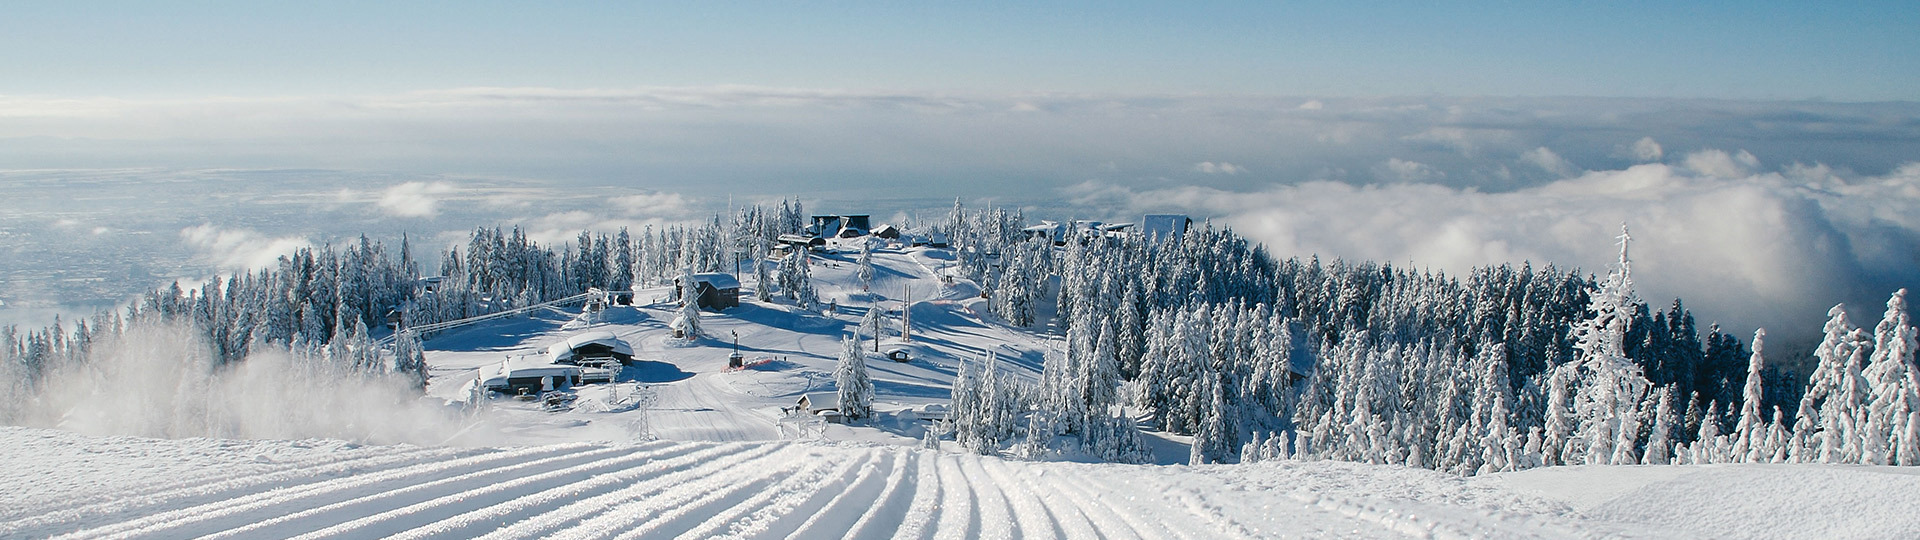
[872,224,901,239]
[797,392,841,417]
[673,272,742,310]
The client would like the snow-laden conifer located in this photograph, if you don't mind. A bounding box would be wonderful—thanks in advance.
[1865,289,1919,465]
[1644,388,1675,464]
[753,239,774,303]
[1567,225,1653,465]
[856,241,875,292]
[1733,328,1769,461]
[861,305,884,353]
[836,335,873,420]
[674,267,702,339]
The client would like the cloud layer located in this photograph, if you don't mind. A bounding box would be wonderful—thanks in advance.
[1068,153,1920,343]
[3,89,1916,199]
[179,224,311,271]
[6,88,1919,347]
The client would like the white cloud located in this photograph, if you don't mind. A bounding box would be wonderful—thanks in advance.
[1194,162,1247,175]
[1404,127,1501,156]
[1380,158,1443,182]
[1067,156,1920,341]
[376,181,457,217]
[179,224,310,270]
[1630,136,1664,162]
[1521,146,1577,178]
[608,191,692,216]
[1298,100,1325,110]
[1683,149,1761,178]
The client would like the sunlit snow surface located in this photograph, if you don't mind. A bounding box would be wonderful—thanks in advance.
[13,425,1920,539]
[9,240,1920,538]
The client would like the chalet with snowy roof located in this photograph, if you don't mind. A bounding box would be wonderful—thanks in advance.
[478,357,581,395]
[673,272,741,310]
[777,234,826,251]
[810,215,871,238]
[546,330,633,383]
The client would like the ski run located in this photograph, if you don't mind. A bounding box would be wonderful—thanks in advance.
[14,425,1920,539]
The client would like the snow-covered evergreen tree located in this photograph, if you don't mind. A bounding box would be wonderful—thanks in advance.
[391,329,428,391]
[1733,329,1769,461]
[836,335,873,420]
[753,239,774,303]
[1865,289,1919,465]
[861,306,885,353]
[1644,388,1676,464]
[951,351,1021,455]
[1566,225,1653,465]
[793,253,818,311]
[674,267,702,339]
[856,241,876,292]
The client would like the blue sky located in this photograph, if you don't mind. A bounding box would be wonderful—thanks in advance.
[4,1,1915,100]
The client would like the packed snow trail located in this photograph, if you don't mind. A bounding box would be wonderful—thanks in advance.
[13,426,1669,540]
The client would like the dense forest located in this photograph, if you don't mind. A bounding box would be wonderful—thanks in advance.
[4,198,1915,474]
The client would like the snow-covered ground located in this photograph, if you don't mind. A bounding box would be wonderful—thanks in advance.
[11,425,1920,539]
[416,243,1052,448]
[8,240,1920,538]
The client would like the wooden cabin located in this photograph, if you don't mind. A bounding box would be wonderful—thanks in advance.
[673,272,742,310]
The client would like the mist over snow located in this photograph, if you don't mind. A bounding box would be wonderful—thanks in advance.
[179,223,312,271]
[3,322,468,445]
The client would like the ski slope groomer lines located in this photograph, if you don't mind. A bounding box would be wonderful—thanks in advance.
[646,371,784,441]
[12,427,1656,540]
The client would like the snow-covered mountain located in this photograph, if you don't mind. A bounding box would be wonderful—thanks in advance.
[6,227,1920,539]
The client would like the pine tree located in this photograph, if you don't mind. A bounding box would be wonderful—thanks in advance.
[392,329,429,391]
[1695,401,1723,463]
[754,240,774,302]
[861,306,885,353]
[856,241,876,292]
[675,267,702,339]
[1567,225,1653,465]
[794,253,818,311]
[1734,328,1769,462]
[1644,387,1676,464]
[1191,373,1231,465]
[1865,289,1919,465]
[1802,305,1861,462]
[836,335,873,420]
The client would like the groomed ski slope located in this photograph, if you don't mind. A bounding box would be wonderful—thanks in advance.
[12,425,1920,539]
